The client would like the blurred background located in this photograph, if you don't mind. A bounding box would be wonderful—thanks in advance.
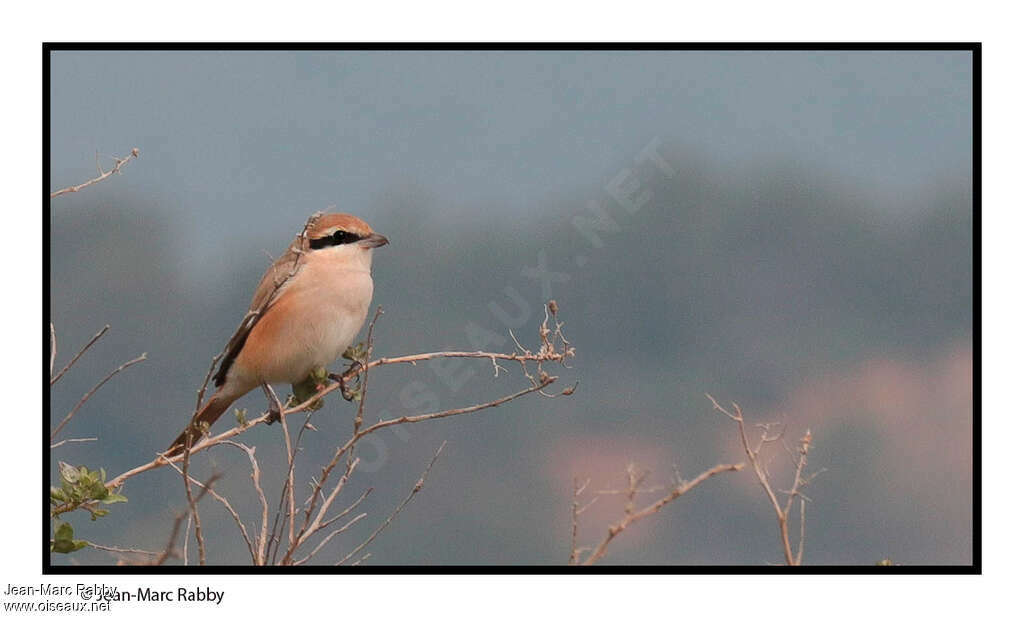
[48,50,972,565]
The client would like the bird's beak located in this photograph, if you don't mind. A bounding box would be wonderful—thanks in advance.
[360,233,389,248]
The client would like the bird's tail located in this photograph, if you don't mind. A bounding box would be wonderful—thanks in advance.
[167,389,239,455]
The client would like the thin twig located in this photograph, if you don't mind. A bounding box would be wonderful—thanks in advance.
[285,457,359,564]
[159,448,258,565]
[50,323,57,377]
[569,477,589,565]
[580,462,744,565]
[292,513,368,566]
[50,148,139,199]
[49,324,110,386]
[108,359,560,490]
[148,473,219,566]
[50,437,98,449]
[217,441,270,565]
[336,441,447,565]
[108,305,574,492]
[183,516,191,566]
[86,542,159,558]
[51,353,146,440]
[181,435,206,565]
[262,384,297,552]
[267,410,315,565]
[706,394,818,566]
[350,553,372,566]
[351,307,384,458]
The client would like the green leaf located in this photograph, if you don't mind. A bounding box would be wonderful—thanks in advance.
[342,343,367,362]
[58,461,79,484]
[101,493,128,505]
[54,522,74,542]
[291,373,326,410]
[51,537,88,554]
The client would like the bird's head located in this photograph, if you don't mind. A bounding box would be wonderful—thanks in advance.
[307,213,389,251]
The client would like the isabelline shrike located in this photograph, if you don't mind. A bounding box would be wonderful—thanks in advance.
[169,213,387,452]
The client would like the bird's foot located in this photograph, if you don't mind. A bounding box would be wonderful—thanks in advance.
[329,360,363,401]
[261,384,284,424]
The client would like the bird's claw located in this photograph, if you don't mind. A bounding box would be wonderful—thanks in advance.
[329,360,363,401]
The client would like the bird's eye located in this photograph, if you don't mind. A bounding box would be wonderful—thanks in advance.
[310,229,360,250]
[332,230,359,245]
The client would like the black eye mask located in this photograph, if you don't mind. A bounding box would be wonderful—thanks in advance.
[309,229,361,250]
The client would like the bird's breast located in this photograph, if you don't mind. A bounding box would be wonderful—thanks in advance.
[233,261,374,386]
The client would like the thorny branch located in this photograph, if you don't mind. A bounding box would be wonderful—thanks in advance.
[50,148,139,199]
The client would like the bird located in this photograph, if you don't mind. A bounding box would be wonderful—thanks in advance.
[168,212,388,453]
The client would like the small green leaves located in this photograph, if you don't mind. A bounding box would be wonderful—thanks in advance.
[50,462,127,519]
[291,368,331,411]
[342,343,367,363]
[50,522,88,554]
[234,408,248,426]
[101,492,128,505]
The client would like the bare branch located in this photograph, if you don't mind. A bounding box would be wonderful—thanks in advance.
[570,477,588,565]
[50,148,139,199]
[292,513,368,566]
[86,542,160,562]
[261,384,297,553]
[159,446,258,565]
[107,360,561,489]
[216,441,271,565]
[50,437,98,449]
[147,472,219,566]
[706,394,819,566]
[51,353,146,441]
[580,461,744,565]
[337,441,447,565]
[181,434,206,565]
[50,322,57,377]
[50,324,110,386]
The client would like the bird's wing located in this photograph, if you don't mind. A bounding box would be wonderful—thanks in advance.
[212,213,323,387]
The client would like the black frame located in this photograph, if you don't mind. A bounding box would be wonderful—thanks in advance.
[43,42,981,574]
